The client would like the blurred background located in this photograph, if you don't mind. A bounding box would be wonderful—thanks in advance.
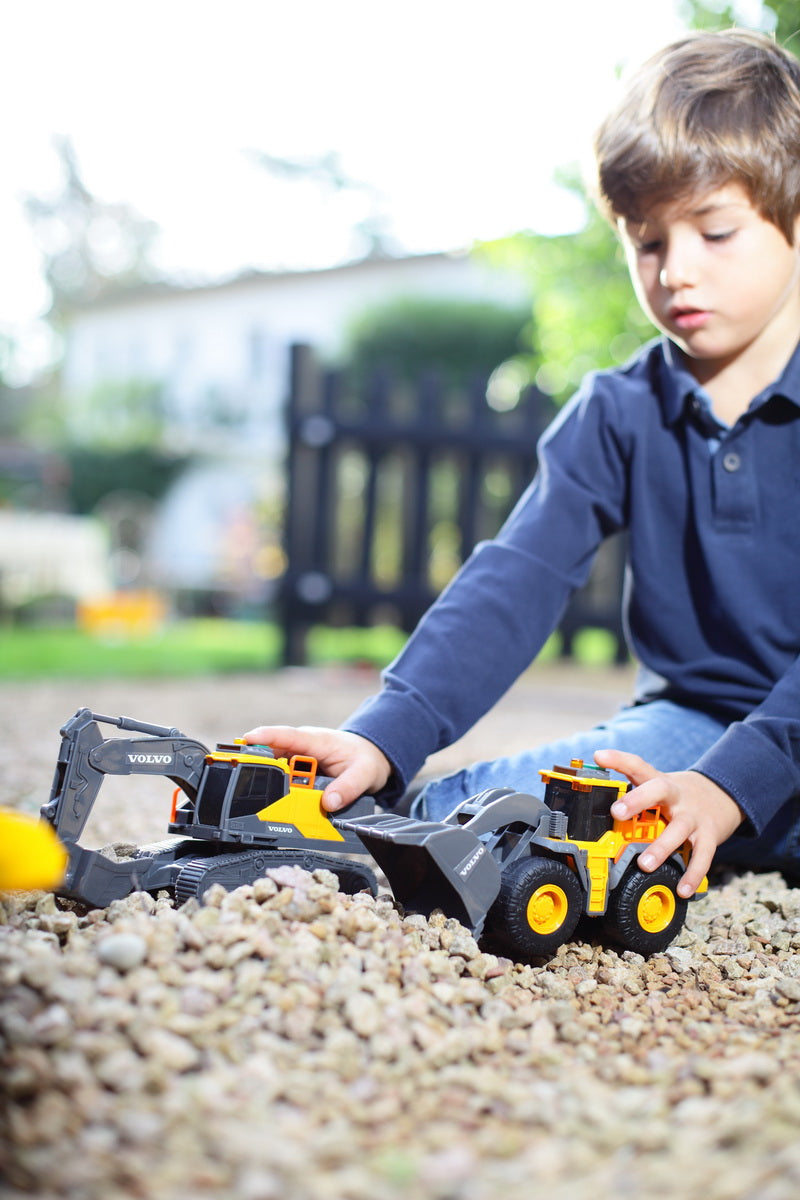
[0,0,791,679]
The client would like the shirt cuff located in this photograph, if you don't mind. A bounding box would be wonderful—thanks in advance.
[341,688,441,806]
[692,719,800,836]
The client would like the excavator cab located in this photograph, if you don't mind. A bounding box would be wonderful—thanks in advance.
[170,743,369,850]
[191,757,288,830]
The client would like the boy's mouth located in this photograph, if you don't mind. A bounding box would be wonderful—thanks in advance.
[669,305,711,331]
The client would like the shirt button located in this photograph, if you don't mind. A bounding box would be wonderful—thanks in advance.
[722,452,741,472]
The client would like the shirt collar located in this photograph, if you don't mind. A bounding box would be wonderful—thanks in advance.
[657,336,800,427]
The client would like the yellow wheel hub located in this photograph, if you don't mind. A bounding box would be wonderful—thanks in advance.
[526,883,569,935]
[637,884,676,933]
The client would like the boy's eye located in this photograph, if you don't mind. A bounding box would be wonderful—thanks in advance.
[704,230,734,243]
[637,240,662,254]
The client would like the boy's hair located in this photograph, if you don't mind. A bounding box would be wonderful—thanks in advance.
[594,29,800,241]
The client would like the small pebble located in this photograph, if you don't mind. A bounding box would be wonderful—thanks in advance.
[96,932,148,972]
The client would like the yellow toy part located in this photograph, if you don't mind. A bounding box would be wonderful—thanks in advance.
[0,809,68,892]
[256,759,344,843]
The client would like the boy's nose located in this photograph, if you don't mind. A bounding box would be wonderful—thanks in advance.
[659,242,696,290]
[658,265,695,288]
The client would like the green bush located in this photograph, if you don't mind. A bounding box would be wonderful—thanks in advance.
[343,296,531,389]
[65,446,189,515]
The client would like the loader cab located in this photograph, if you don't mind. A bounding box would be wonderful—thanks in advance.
[539,760,630,843]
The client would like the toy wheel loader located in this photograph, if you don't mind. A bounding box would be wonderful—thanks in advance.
[337,759,707,958]
[39,708,377,908]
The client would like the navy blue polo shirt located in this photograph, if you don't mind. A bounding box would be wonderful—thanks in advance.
[344,337,800,835]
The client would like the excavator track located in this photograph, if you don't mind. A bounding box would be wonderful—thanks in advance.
[174,848,377,905]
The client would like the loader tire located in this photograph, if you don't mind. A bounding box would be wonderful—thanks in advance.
[603,861,687,955]
[486,856,583,959]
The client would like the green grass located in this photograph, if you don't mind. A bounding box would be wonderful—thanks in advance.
[0,620,624,681]
[0,619,409,680]
[306,623,408,666]
[0,620,280,680]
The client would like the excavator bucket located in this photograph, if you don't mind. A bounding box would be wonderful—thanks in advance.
[336,813,502,933]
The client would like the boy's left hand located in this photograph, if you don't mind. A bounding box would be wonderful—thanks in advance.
[593,749,744,898]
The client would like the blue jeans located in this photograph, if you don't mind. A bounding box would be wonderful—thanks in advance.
[412,700,800,877]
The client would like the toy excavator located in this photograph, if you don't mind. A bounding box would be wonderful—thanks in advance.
[38,708,377,908]
[337,758,708,958]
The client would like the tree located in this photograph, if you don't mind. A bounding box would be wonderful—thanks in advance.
[480,170,655,405]
[762,0,800,42]
[249,149,399,260]
[24,137,160,319]
[677,0,796,42]
[0,332,13,407]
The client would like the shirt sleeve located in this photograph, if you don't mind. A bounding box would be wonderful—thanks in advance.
[343,377,631,799]
[692,655,800,835]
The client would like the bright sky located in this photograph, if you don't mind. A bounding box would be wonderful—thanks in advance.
[0,0,763,381]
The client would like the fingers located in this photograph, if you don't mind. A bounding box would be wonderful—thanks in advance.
[320,735,393,810]
[242,724,334,758]
[593,750,717,898]
[594,750,676,824]
[241,725,392,812]
[637,817,714,898]
[594,748,658,790]
[321,767,378,813]
[319,739,394,811]
[674,840,715,898]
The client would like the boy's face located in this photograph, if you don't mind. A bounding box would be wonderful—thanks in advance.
[619,182,800,386]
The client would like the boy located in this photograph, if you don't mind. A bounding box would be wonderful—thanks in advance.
[246,29,800,900]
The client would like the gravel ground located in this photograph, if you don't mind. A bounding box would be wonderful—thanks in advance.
[2,665,800,1200]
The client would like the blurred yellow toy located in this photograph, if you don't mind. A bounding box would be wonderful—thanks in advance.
[0,809,68,892]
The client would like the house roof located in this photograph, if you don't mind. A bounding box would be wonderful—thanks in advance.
[63,249,479,314]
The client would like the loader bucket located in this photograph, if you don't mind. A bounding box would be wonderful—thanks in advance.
[336,813,502,933]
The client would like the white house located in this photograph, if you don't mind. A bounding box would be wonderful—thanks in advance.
[60,251,531,601]
[62,250,530,452]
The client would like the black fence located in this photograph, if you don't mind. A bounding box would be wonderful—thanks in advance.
[278,344,627,666]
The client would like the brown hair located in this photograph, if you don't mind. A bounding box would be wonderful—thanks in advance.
[594,29,800,241]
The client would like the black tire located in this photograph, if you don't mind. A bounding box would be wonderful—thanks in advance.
[485,855,583,959]
[174,849,377,905]
[328,860,378,896]
[604,861,687,955]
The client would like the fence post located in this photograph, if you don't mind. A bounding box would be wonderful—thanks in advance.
[279,344,332,665]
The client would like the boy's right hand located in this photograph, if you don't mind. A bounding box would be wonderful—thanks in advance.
[241,725,392,812]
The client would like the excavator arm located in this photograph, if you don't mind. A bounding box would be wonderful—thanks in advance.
[38,709,212,905]
[41,708,210,845]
